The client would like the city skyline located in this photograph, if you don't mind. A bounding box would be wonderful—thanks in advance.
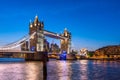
[0,0,120,51]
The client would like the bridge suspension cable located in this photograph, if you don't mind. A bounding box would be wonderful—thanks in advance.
[0,32,36,50]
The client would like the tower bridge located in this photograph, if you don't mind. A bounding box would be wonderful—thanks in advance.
[0,15,71,60]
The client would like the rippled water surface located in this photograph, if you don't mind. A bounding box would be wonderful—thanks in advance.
[0,60,120,80]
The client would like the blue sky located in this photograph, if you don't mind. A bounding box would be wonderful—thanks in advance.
[0,0,120,50]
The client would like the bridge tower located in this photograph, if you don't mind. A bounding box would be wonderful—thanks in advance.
[29,15,44,52]
[60,28,71,53]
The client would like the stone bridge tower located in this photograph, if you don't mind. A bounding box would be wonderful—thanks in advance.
[29,16,44,52]
[60,28,71,53]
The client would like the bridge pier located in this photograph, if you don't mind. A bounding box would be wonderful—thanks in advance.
[25,52,48,61]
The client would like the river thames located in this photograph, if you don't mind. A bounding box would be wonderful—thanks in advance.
[0,59,120,80]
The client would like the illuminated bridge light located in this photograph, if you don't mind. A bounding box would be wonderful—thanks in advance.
[59,51,67,60]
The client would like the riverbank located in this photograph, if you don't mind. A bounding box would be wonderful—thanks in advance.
[0,58,25,62]
[73,56,120,61]
[49,54,120,61]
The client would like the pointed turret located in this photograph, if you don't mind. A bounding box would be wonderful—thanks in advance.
[64,28,67,31]
[64,28,69,37]
[35,15,38,22]
[34,15,39,26]
[29,19,33,28]
[29,15,45,52]
[61,28,71,53]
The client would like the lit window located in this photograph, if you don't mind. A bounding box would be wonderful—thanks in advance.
[34,23,37,26]
[30,24,33,28]
[65,32,67,36]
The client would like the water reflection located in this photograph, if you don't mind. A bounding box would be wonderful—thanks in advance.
[43,61,47,80]
[57,61,71,80]
[0,62,26,80]
[79,60,88,80]
[25,62,43,80]
[47,60,120,80]
[0,62,43,80]
[0,60,120,80]
[47,60,87,80]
